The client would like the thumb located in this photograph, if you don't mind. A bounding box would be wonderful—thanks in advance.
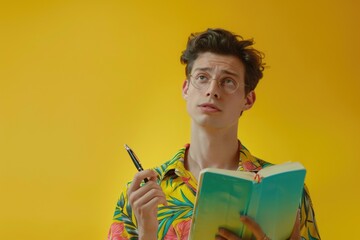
[147,169,159,182]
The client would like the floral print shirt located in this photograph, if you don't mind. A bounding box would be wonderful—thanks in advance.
[108,144,320,240]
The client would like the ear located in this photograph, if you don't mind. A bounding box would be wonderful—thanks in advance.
[243,90,256,111]
[182,79,190,100]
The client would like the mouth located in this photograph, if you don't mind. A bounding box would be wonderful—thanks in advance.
[198,103,221,112]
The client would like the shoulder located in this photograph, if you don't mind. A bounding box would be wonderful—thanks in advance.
[239,144,273,171]
[153,146,186,179]
[121,146,187,188]
[254,155,273,168]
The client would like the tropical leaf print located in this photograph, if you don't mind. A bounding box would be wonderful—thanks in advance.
[109,145,320,240]
[158,190,194,240]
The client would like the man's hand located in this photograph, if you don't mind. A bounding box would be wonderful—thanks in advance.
[215,210,301,240]
[215,216,267,240]
[127,169,167,240]
[289,210,301,240]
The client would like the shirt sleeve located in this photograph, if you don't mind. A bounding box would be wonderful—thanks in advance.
[108,184,138,240]
[300,185,321,240]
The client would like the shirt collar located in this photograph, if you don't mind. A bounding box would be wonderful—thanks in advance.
[158,142,263,180]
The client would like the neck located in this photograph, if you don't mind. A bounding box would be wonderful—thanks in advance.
[186,124,240,180]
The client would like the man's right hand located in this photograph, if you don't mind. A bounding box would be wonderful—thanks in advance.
[127,169,167,240]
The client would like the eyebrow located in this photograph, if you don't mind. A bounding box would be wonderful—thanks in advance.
[192,67,240,77]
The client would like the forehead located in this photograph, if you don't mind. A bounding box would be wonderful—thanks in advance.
[192,52,245,77]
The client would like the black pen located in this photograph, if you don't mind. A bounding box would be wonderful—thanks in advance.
[124,144,148,183]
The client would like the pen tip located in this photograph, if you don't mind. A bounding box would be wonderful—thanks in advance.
[124,144,130,150]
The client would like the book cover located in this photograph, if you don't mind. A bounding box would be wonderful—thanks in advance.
[189,162,306,240]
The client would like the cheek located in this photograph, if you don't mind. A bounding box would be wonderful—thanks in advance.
[234,107,243,118]
[185,89,199,104]
[232,99,247,116]
[185,94,197,112]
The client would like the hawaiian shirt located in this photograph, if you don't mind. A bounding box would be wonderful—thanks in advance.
[108,144,320,240]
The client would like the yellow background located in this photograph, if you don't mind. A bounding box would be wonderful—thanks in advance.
[1,0,359,239]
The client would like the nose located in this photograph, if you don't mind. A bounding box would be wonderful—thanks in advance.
[205,79,220,98]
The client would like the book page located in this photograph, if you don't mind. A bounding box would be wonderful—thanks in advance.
[258,161,305,178]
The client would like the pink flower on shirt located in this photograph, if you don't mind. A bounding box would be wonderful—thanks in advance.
[108,222,128,240]
[164,219,192,240]
[242,161,260,171]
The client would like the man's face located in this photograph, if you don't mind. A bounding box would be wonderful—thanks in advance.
[183,52,255,130]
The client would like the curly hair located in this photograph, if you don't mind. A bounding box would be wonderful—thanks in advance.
[180,28,265,94]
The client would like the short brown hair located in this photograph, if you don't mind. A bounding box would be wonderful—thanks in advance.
[180,28,265,94]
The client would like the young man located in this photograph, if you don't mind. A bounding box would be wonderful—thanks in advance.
[108,28,320,240]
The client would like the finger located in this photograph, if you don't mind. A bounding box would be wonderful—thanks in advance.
[132,192,167,220]
[240,216,264,240]
[216,228,241,240]
[146,170,159,182]
[128,180,168,207]
[128,169,158,193]
[129,180,158,200]
[290,209,301,240]
[215,234,227,240]
[139,193,167,210]
[132,184,167,208]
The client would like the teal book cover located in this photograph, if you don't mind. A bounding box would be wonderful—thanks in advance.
[189,162,306,240]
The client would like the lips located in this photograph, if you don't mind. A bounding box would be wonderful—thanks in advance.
[198,103,221,112]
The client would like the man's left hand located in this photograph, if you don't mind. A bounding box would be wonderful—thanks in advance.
[215,210,301,240]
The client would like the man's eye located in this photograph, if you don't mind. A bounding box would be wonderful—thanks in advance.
[197,75,208,82]
[222,78,236,87]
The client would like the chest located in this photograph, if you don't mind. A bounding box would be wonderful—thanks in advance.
[157,177,196,239]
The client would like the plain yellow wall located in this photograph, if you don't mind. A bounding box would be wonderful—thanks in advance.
[1,0,359,239]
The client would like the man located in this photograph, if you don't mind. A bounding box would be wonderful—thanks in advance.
[108,28,320,240]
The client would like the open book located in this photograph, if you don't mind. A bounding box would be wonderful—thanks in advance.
[189,162,306,240]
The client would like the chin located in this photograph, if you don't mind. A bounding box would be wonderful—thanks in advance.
[193,118,225,130]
